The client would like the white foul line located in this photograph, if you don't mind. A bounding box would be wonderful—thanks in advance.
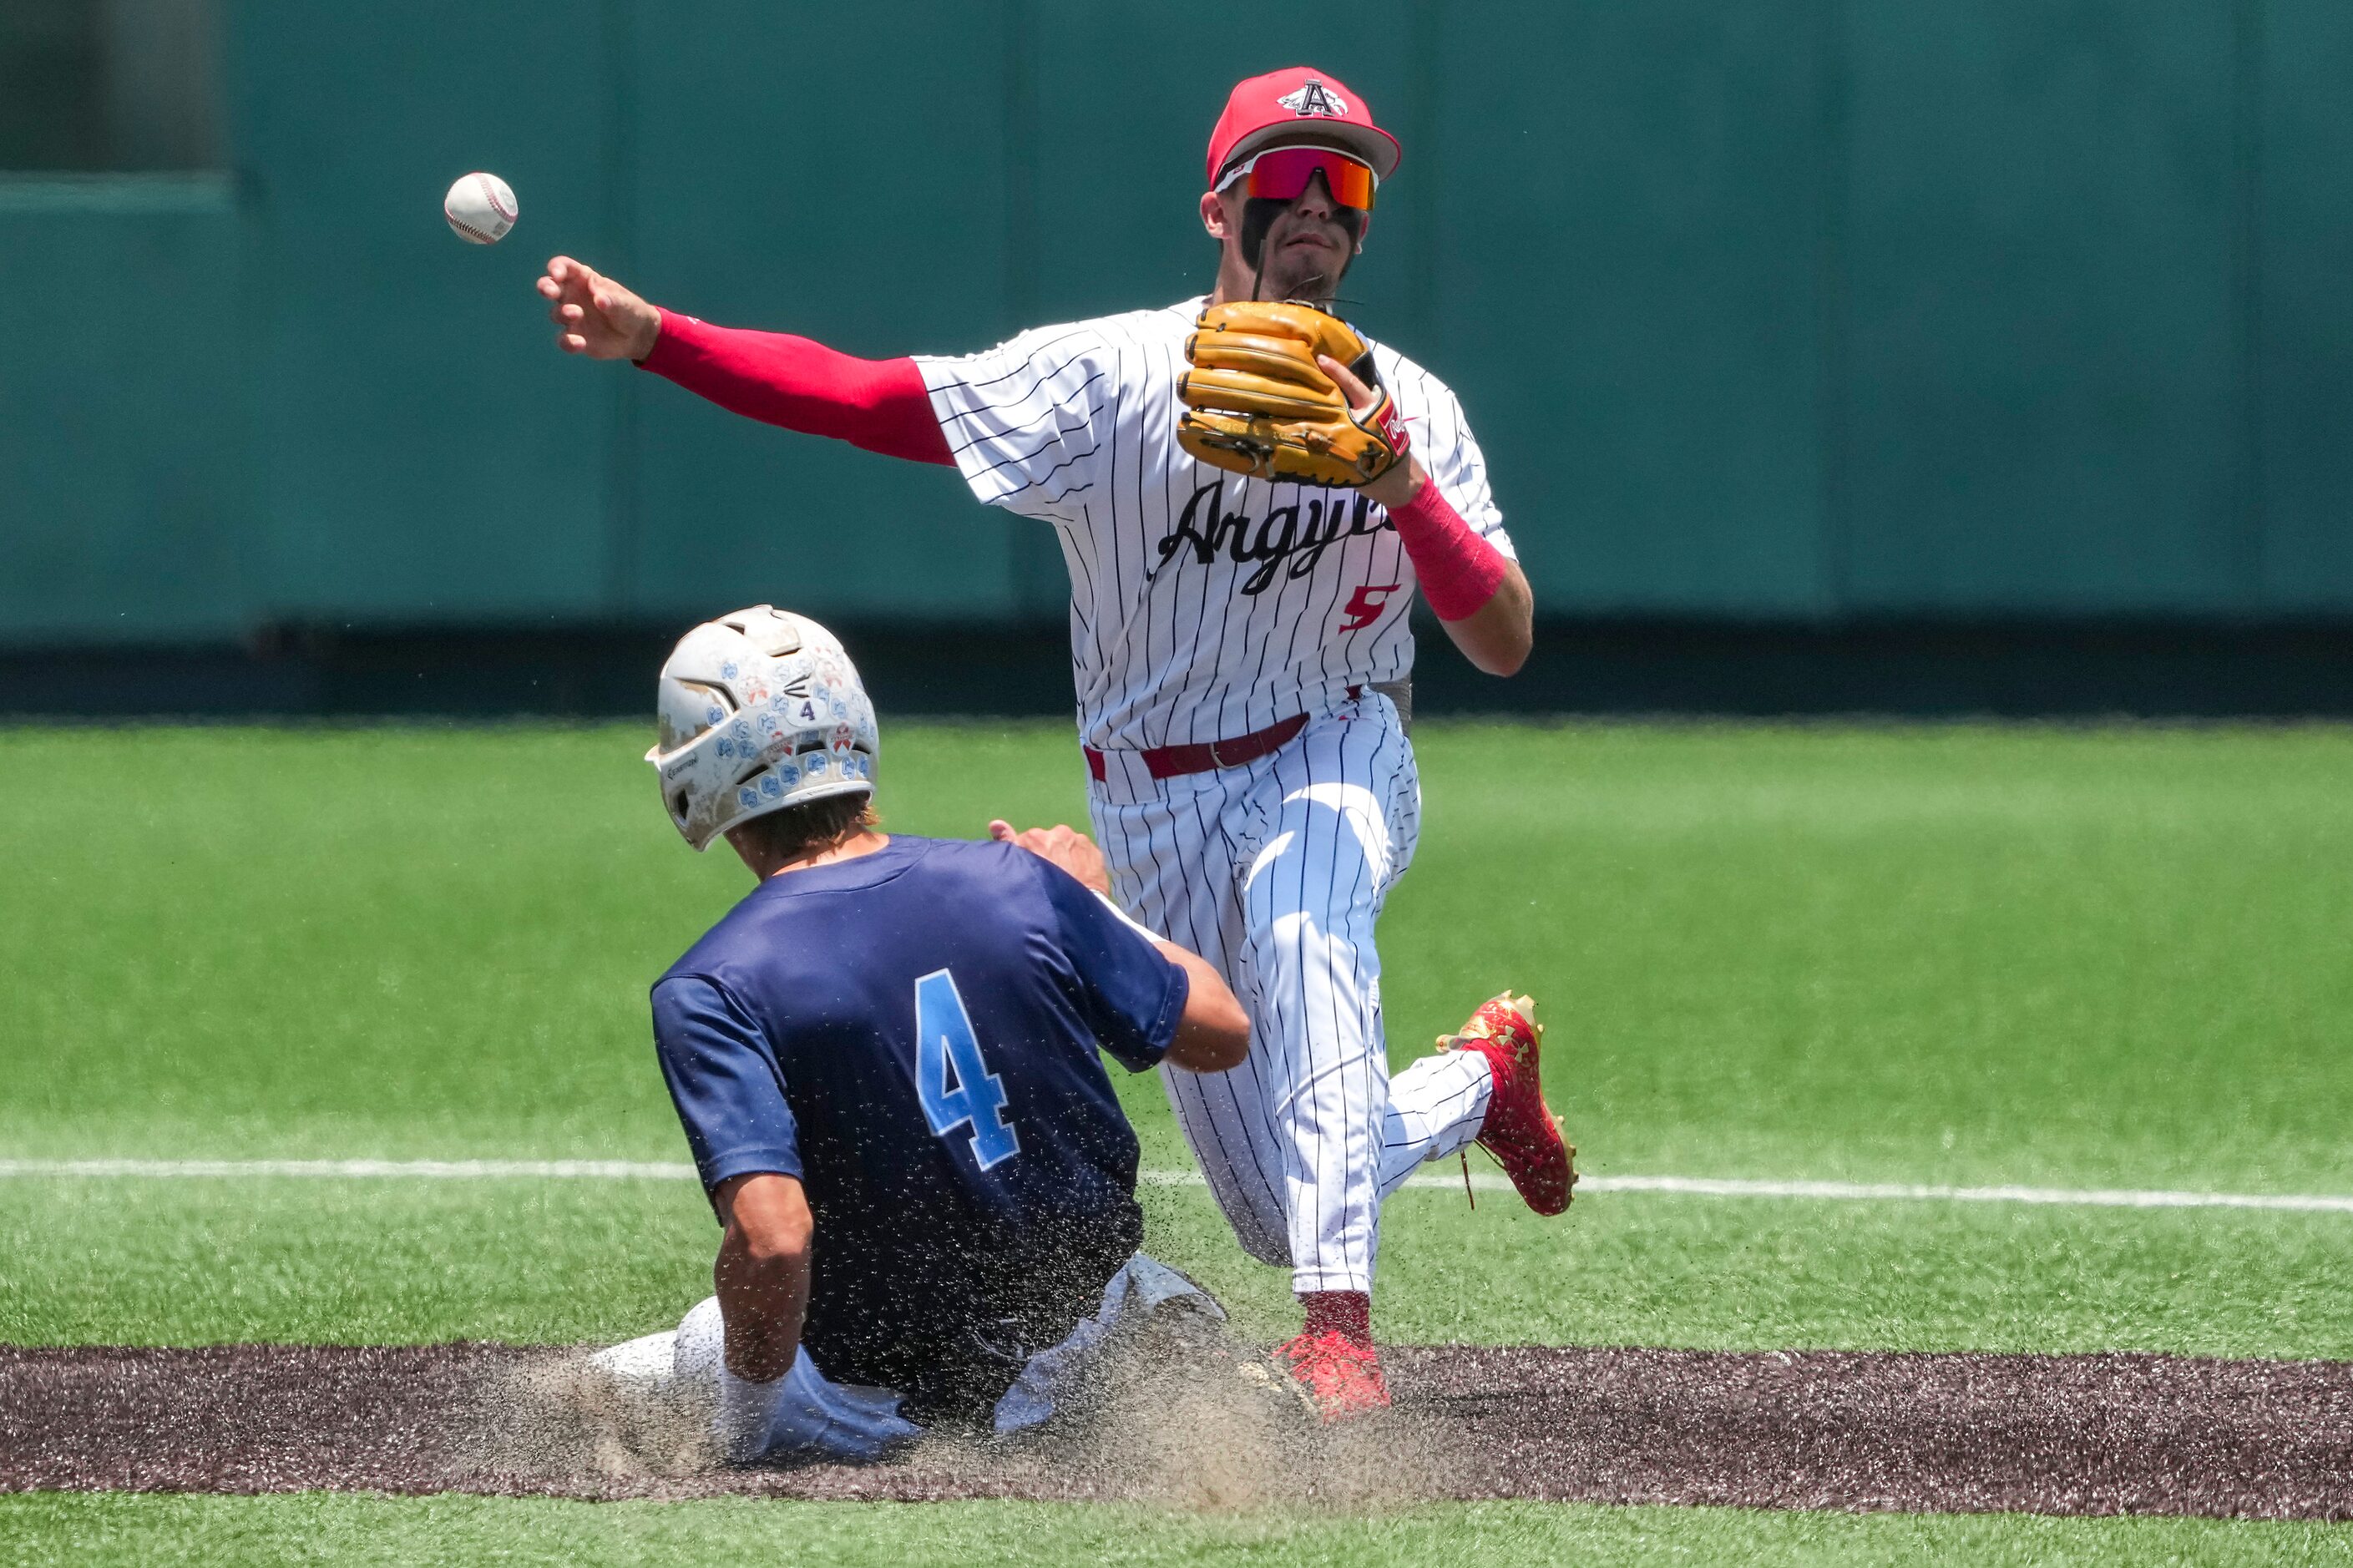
[0,1158,2350,1215]
[1556,1173,2353,1214]
[1156,1168,2353,1212]
[0,1159,696,1181]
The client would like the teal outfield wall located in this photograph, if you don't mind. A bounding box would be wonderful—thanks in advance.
[0,176,250,642]
[5,1,2352,649]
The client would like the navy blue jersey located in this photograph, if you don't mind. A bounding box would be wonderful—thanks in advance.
[650,835,1187,1419]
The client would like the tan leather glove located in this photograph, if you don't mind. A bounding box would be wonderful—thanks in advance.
[1176,301,1409,488]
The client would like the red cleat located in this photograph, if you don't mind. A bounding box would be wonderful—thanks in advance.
[1274,1328,1391,1422]
[1441,992,1577,1216]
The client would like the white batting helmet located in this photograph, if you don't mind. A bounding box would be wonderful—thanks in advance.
[645,606,879,851]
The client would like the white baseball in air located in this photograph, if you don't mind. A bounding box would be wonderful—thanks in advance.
[443,171,518,245]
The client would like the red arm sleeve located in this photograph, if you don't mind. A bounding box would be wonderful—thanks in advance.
[635,308,954,467]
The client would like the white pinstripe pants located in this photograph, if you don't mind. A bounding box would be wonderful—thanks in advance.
[1088,692,1493,1295]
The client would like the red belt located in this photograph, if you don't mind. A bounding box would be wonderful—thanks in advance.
[1085,688,1357,783]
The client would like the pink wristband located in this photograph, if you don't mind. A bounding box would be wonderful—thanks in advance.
[1389,480,1509,621]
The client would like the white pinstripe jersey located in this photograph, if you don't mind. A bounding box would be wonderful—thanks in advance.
[917,297,1515,752]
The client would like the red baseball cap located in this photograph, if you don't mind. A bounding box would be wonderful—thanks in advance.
[1205,67,1401,191]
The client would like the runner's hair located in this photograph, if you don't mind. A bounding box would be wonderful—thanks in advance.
[728,792,878,863]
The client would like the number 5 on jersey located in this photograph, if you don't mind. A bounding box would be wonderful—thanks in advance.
[1339,581,1401,632]
[913,969,1020,1170]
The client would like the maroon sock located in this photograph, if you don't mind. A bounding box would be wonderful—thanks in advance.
[1299,1289,1373,1346]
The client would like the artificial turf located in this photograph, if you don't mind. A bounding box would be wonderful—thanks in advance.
[7,1173,2353,1358]
[5,721,2353,1350]
[6,1494,2350,1568]
[7,721,2352,1190]
[6,721,2352,1562]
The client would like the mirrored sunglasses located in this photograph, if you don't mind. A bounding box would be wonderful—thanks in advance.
[1222,146,1377,211]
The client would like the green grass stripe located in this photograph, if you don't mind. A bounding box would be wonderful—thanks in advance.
[6,1175,2350,1358]
[5,723,2352,1358]
[12,1157,2353,1215]
[8,721,2353,1190]
[4,1494,2349,1568]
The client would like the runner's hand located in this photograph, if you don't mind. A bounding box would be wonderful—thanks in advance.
[988,820,1111,894]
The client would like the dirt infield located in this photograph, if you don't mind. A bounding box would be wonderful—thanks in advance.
[3,1343,2350,1519]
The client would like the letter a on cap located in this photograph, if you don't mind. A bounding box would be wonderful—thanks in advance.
[1277,77,1349,119]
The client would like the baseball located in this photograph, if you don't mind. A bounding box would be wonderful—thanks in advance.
[444,172,518,245]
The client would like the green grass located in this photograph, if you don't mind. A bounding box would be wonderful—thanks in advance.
[7,722,2352,1187]
[5,722,2353,1353]
[6,1495,2350,1568]
[8,1175,2353,1358]
[7,721,2353,1562]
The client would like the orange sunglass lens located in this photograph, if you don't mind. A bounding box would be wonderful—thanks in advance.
[1245,149,1375,210]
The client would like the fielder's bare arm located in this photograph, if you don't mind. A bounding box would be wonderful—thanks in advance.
[543,68,1574,1420]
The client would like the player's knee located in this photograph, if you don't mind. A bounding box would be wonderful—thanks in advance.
[1256,908,1322,953]
[1249,909,1374,983]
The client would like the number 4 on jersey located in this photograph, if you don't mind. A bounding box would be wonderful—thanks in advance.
[913,969,1020,1170]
